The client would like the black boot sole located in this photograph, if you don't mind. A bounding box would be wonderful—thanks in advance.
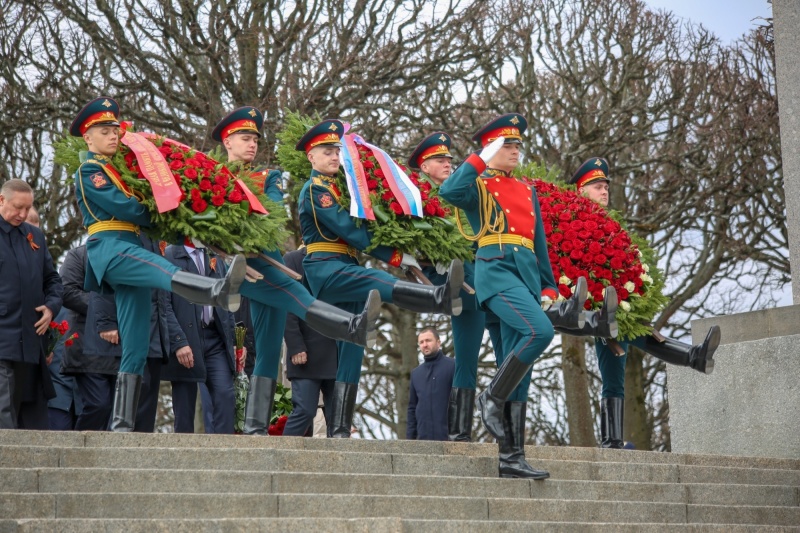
[448,259,465,316]
[698,325,721,375]
[218,254,247,312]
[362,290,382,348]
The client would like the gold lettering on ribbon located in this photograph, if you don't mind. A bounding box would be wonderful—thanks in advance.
[120,132,183,213]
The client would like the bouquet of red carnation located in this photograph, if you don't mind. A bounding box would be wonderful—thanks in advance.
[233,325,249,434]
[532,179,668,340]
[268,414,288,436]
[46,320,78,355]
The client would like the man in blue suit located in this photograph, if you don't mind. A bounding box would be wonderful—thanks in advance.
[0,179,63,429]
[163,243,237,434]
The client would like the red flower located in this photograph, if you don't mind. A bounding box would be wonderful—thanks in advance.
[214,174,229,188]
[373,169,384,178]
[169,159,184,171]
[158,146,171,157]
[228,189,243,203]
[191,199,208,213]
[198,179,212,191]
[367,179,379,190]
[362,160,375,169]
[424,202,437,216]
[389,202,403,215]
[381,191,394,202]
[184,167,198,180]
[169,151,184,160]
[558,284,572,298]
[211,194,225,207]
[185,158,201,168]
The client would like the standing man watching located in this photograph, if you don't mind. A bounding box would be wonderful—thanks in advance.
[407,327,454,441]
[0,179,63,429]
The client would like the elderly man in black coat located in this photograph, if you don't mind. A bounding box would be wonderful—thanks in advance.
[163,243,236,434]
[282,247,338,437]
[0,179,63,429]
[407,327,455,441]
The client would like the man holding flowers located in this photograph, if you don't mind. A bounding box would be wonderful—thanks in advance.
[213,107,382,436]
[568,156,721,448]
[70,97,248,431]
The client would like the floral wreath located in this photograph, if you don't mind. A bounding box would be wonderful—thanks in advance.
[532,179,668,340]
[276,112,474,264]
[54,131,288,255]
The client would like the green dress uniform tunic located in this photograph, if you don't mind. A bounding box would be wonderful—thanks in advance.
[439,154,558,402]
[75,152,180,375]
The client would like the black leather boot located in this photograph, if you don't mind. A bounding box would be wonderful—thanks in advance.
[329,381,358,438]
[110,372,142,432]
[170,254,246,312]
[642,325,720,375]
[499,401,550,479]
[305,290,381,348]
[544,276,587,330]
[243,375,276,435]
[555,286,618,339]
[391,259,464,316]
[478,354,531,440]
[448,387,476,442]
[600,397,624,449]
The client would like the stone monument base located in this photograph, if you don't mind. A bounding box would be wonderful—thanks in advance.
[668,305,800,460]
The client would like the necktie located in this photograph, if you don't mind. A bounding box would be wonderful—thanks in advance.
[192,248,212,325]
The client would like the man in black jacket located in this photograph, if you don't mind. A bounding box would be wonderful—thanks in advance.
[0,180,62,429]
[407,327,455,441]
[282,246,338,437]
[163,242,236,434]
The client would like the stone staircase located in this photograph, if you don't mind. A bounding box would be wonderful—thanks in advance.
[1,430,798,532]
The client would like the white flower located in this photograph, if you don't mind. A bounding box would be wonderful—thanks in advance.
[601,287,606,297]
[559,275,571,286]
[640,273,653,284]
[637,249,643,257]
[642,263,650,272]
[624,281,635,293]
[619,301,631,312]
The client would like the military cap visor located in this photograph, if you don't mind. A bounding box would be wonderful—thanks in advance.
[212,107,264,142]
[69,97,121,137]
[472,113,528,147]
[407,132,453,169]
[570,157,610,188]
[295,119,345,152]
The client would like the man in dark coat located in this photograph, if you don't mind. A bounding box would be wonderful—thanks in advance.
[282,246,338,437]
[0,179,63,429]
[407,327,455,441]
[163,242,236,434]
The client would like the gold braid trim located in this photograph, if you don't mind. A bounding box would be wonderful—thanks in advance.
[454,178,505,242]
[309,178,341,243]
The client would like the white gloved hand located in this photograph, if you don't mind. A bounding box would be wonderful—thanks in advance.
[540,295,553,311]
[400,253,421,270]
[435,262,449,275]
[479,136,505,164]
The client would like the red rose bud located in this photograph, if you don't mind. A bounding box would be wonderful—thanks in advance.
[169,151,185,160]
[50,321,58,328]
[214,175,229,188]
[389,202,403,215]
[362,160,375,169]
[169,159,183,170]
[65,339,74,347]
[211,194,225,207]
[199,179,212,191]
[228,189,243,203]
[381,191,394,202]
[184,167,198,179]
[367,179,379,190]
[373,169,384,178]
[191,199,208,213]
[424,203,437,216]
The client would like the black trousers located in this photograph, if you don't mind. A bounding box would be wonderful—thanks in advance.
[282,378,335,437]
[0,360,49,430]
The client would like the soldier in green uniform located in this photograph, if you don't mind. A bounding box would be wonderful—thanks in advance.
[409,132,612,442]
[440,113,581,479]
[71,96,247,432]
[569,157,721,448]
[296,119,465,438]
[212,107,381,435]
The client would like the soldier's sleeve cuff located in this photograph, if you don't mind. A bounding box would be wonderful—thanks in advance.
[464,153,487,174]
[541,288,558,301]
[388,249,403,268]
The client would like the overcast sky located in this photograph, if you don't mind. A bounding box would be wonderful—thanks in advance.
[645,0,772,43]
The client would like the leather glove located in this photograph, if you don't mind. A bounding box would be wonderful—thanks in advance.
[540,295,553,311]
[400,253,421,270]
[479,136,505,164]
[435,262,449,275]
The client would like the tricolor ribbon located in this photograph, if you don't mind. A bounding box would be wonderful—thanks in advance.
[353,135,423,218]
[341,134,375,220]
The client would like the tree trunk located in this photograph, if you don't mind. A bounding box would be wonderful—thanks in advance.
[393,308,420,439]
[624,346,649,450]
[561,335,595,446]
